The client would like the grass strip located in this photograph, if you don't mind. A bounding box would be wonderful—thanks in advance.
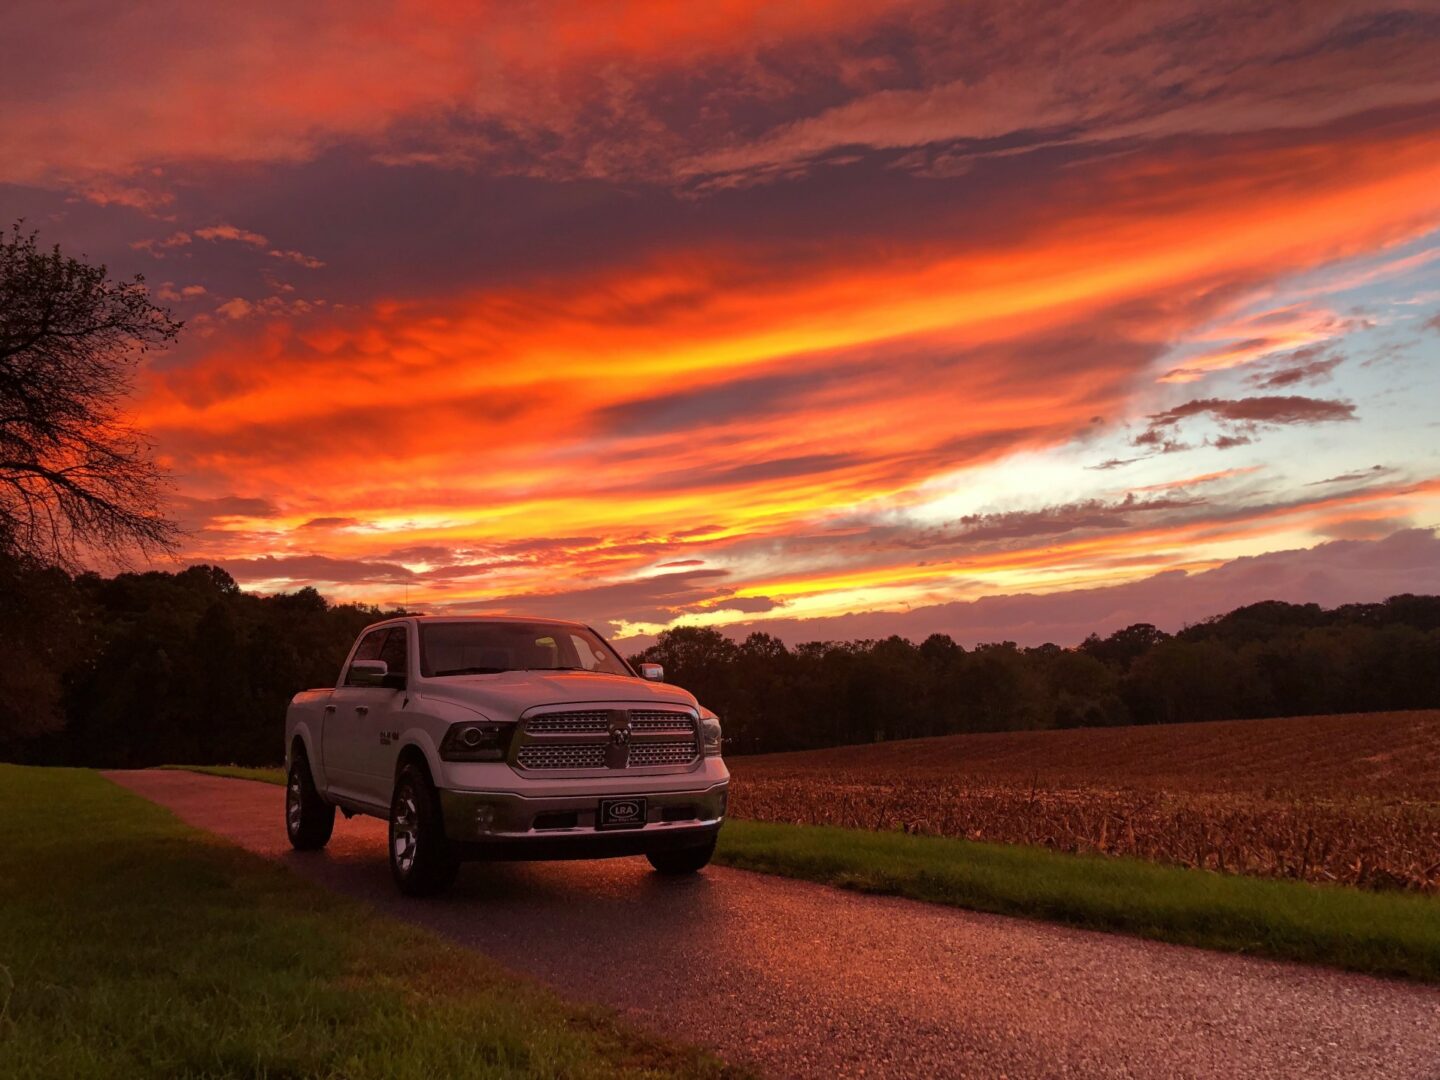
[160,765,1440,982]
[0,765,744,1080]
[158,762,286,785]
[715,819,1440,982]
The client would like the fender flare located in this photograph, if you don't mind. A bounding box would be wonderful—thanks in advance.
[395,728,445,781]
[287,721,320,774]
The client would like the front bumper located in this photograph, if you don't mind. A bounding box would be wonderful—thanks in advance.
[438,779,728,860]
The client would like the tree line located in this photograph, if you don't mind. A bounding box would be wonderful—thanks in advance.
[0,557,400,766]
[2,553,1437,766]
[630,595,1440,754]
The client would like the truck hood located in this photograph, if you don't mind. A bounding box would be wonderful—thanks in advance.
[414,670,699,722]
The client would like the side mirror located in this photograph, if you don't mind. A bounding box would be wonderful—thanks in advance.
[348,659,389,687]
[637,662,664,682]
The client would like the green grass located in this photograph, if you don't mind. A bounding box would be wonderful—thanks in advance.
[0,765,744,1080]
[715,819,1440,982]
[158,764,1440,982]
[158,763,285,785]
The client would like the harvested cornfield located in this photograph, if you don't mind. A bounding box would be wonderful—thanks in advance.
[728,711,1440,892]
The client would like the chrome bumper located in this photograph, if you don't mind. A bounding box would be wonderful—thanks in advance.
[438,780,728,853]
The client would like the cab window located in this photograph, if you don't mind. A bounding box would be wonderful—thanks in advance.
[344,628,388,685]
[378,627,409,679]
[532,635,558,667]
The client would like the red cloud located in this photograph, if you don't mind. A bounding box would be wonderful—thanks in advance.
[5,1,1439,192]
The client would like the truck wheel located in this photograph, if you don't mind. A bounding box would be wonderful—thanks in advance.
[285,752,335,851]
[389,760,459,897]
[647,837,717,875]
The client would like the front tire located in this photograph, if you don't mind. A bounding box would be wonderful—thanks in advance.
[389,761,459,897]
[647,837,717,875]
[285,752,335,851]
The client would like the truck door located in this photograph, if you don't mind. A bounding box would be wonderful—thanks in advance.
[324,627,389,804]
[354,625,411,805]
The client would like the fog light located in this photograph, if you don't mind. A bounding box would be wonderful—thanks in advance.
[474,805,496,833]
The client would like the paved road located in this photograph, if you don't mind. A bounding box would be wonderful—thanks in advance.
[107,770,1440,1080]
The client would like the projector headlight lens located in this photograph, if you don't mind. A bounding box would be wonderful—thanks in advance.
[440,722,512,762]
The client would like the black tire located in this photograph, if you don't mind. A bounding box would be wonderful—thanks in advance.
[646,837,717,876]
[285,751,335,851]
[389,760,459,897]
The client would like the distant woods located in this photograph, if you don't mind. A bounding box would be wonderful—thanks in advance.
[0,560,400,761]
[1,556,1437,766]
[631,598,1440,755]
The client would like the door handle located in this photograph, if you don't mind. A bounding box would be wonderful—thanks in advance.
[355,706,369,716]
[324,705,336,713]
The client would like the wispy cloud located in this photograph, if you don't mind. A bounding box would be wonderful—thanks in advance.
[1135,396,1357,453]
[1247,349,1344,389]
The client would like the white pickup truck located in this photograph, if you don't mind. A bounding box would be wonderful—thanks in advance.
[284,615,728,895]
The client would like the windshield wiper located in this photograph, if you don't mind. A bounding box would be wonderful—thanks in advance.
[522,666,606,673]
[433,666,507,676]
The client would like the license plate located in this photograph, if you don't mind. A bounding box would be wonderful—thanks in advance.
[597,796,647,830]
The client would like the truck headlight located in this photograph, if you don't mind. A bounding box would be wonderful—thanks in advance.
[700,716,722,757]
[439,722,513,762]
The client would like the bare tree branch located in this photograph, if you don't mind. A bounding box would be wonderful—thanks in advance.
[0,223,183,569]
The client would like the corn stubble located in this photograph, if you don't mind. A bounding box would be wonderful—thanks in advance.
[729,711,1440,893]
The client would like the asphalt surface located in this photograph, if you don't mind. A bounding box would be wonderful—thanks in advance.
[107,770,1440,1080]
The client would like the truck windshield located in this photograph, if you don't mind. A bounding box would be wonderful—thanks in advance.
[419,621,633,678]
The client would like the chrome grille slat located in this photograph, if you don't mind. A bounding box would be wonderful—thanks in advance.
[524,710,611,733]
[630,710,695,732]
[628,740,701,767]
[516,742,606,770]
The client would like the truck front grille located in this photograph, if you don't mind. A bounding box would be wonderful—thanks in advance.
[514,706,701,771]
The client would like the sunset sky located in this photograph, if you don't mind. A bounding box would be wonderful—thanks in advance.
[6,1,1439,644]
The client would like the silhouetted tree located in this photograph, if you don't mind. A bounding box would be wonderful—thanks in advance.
[1035,647,1124,728]
[0,549,85,740]
[1123,638,1254,725]
[1079,622,1170,670]
[0,224,181,568]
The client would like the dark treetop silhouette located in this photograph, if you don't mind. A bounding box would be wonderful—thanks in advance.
[1,556,1435,764]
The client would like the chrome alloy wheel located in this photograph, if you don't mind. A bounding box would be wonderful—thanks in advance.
[391,786,419,876]
[286,769,303,836]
